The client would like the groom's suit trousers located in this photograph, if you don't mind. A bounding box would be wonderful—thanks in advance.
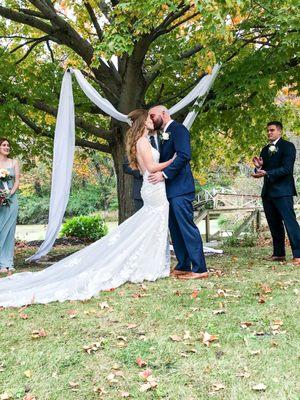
[263,196,300,258]
[169,193,207,273]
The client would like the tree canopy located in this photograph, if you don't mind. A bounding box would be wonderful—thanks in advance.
[0,0,299,219]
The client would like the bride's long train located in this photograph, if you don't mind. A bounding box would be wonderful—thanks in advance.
[0,151,170,307]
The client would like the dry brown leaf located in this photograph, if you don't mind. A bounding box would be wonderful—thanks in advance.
[249,350,261,356]
[83,341,102,354]
[202,331,218,347]
[252,383,267,391]
[136,357,147,368]
[68,381,79,391]
[169,335,182,342]
[240,321,254,328]
[23,395,37,400]
[260,284,272,294]
[107,373,118,383]
[183,331,191,340]
[258,295,266,303]
[31,329,47,339]
[99,301,110,310]
[213,309,225,315]
[24,370,32,378]
[127,324,137,329]
[139,369,152,380]
[0,393,12,400]
[191,289,200,298]
[93,386,106,395]
[212,383,226,391]
[19,313,29,320]
[120,392,130,398]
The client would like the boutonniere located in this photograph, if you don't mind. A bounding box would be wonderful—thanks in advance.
[159,131,171,143]
[268,144,278,156]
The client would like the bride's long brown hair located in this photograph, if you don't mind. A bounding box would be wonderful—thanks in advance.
[126,109,148,170]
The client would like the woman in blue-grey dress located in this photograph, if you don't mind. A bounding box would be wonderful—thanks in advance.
[0,138,20,275]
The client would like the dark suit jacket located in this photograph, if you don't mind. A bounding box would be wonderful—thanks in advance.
[260,137,297,198]
[159,120,195,199]
[123,157,143,200]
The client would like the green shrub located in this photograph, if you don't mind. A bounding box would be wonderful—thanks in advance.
[60,215,108,241]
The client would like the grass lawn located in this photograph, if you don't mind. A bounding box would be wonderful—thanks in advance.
[0,244,299,400]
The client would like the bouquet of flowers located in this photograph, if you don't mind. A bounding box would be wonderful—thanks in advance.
[0,169,12,207]
[0,188,11,207]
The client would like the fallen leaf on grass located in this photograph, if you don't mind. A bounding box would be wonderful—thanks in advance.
[183,331,191,340]
[24,370,32,378]
[120,392,130,398]
[170,335,182,342]
[240,321,254,328]
[23,395,37,400]
[258,295,266,304]
[191,289,200,298]
[249,350,261,356]
[236,367,250,378]
[212,383,226,391]
[19,313,29,320]
[202,331,218,347]
[31,329,47,339]
[136,357,147,368]
[213,309,225,315]
[83,341,102,354]
[139,369,152,380]
[254,331,266,336]
[260,284,272,294]
[99,301,110,310]
[252,383,267,391]
[93,387,106,395]
[107,373,118,383]
[66,310,78,319]
[139,377,158,392]
[127,323,137,329]
[68,381,79,391]
[0,393,12,400]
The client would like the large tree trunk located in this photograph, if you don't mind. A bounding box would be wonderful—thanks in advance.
[111,123,135,223]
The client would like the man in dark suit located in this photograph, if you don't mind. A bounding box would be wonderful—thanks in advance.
[123,157,143,212]
[148,105,208,280]
[252,121,300,265]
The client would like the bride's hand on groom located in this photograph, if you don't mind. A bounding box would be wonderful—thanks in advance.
[148,171,165,184]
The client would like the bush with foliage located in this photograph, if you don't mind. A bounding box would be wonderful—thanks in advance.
[60,215,108,241]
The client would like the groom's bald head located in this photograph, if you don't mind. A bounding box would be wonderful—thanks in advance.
[149,105,171,130]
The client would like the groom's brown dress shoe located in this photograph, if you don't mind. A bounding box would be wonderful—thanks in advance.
[263,256,286,262]
[291,258,300,265]
[178,272,209,280]
[170,269,189,277]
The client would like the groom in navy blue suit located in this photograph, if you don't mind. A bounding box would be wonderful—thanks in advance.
[149,106,208,279]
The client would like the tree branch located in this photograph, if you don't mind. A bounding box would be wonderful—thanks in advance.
[84,1,103,40]
[17,110,111,153]
[180,44,203,59]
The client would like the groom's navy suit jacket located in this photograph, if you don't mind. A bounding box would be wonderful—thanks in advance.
[260,138,297,198]
[159,120,195,198]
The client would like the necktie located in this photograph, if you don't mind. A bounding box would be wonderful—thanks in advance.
[149,135,157,150]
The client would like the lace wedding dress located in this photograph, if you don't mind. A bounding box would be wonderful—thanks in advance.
[0,147,170,307]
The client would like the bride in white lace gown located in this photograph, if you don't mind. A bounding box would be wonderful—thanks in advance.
[0,110,174,307]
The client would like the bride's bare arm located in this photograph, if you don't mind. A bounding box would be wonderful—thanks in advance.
[137,137,173,173]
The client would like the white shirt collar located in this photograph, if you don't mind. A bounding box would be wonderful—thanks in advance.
[270,137,281,145]
[163,119,174,133]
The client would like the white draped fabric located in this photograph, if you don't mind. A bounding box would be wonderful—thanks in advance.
[27,72,75,262]
[27,64,221,261]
